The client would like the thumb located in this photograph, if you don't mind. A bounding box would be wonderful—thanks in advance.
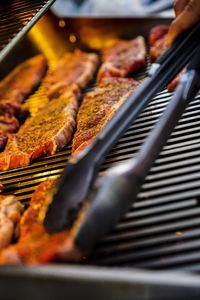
[167,0,200,45]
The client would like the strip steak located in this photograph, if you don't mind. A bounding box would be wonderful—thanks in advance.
[0,55,47,151]
[98,36,146,81]
[0,85,80,170]
[72,77,139,155]
[44,49,99,99]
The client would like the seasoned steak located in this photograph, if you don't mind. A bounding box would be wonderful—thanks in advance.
[0,180,81,265]
[0,55,47,104]
[0,195,23,250]
[0,85,80,171]
[98,36,146,81]
[72,77,139,155]
[44,50,99,99]
[0,55,47,152]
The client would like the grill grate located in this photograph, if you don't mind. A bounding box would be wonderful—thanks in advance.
[0,0,54,63]
[86,90,200,271]
[0,25,200,271]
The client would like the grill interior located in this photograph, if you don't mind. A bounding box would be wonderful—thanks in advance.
[0,15,200,273]
[0,0,54,63]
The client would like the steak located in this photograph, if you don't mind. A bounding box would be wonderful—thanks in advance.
[98,36,146,81]
[0,84,80,171]
[0,55,47,151]
[149,24,169,62]
[0,180,81,265]
[44,50,99,99]
[0,54,47,104]
[0,195,23,250]
[72,77,139,155]
[149,24,183,91]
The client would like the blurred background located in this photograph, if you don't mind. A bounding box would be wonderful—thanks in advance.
[51,0,174,17]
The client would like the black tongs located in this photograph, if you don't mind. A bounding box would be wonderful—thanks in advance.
[44,22,200,234]
[71,44,200,252]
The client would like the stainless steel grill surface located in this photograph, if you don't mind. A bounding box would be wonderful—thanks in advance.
[0,0,55,63]
[0,16,200,273]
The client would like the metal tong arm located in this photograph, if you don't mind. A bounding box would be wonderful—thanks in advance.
[73,44,200,252]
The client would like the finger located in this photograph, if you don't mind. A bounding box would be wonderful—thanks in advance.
[174,0,189,16]
[167,0,200,45]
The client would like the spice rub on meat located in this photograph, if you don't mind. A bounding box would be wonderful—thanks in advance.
[0,55,47,151]
[98,36,146,81]
[0,85,80,171]
[72,77,139,155]
[44,49,99,99]
[0,195,23,250]
[0,180,80,265]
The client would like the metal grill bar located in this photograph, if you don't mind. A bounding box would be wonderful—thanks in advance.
[0,0,54,63]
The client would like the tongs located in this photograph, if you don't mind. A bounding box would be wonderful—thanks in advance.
[71,44,200,252]
[44,22,200,235]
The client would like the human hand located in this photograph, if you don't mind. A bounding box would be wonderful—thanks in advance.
[167,0,200,45]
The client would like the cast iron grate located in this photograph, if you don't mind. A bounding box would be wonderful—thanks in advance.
[0,0,55,63]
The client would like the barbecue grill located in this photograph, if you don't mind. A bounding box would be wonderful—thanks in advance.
[0,2,200,299]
